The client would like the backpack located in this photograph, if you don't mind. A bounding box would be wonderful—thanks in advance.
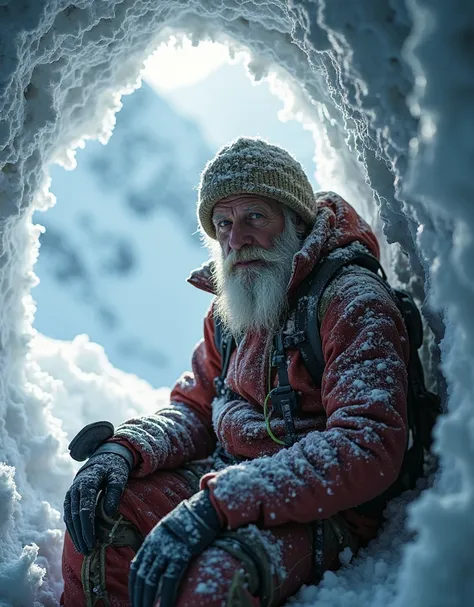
[213,244,441,516]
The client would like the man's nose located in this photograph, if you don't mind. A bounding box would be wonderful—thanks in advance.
[228,222,254,250]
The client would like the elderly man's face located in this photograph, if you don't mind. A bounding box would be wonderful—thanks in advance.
[212,194,285,258]
[209,193,303,336]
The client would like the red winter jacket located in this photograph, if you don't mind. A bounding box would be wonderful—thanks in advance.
[113,193,409,542]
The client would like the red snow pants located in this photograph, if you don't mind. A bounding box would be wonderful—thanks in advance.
[61,464,362,607]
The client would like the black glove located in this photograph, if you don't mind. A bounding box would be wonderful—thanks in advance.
[63,442,134,554]
[129,489,222,607]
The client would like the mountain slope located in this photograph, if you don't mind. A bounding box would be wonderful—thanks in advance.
[33,83,213,387]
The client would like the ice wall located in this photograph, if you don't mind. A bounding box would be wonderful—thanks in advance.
[0,0,472,604]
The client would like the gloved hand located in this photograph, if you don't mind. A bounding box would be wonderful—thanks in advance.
[129,489,222,607]
[63,442,134,554]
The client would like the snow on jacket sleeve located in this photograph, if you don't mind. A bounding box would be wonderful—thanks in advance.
[202,269,409,529]
[111,307,221,477]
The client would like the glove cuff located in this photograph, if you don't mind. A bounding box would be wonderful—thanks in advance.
[77,442,134,475]
[161,489,221,552]
[93,442,135,471]
[186,489,222,533]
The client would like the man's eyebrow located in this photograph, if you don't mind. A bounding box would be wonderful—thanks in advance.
[212,203,271,221]
[212,211,229,222]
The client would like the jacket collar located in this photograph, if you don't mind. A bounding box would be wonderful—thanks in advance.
[187,260,216,295]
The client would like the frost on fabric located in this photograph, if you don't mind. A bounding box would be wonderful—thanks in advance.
[211,394,324,460]
[71,453,129,498]
[114,401,213,476]
[202,138,305,191]
[191,546,237,602]
[175,372,196,392]
[207,269,408,529]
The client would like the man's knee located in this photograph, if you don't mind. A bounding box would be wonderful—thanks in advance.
[175,524,290,607]
[174,516,358,607]
[175,545,260,607]
[119,465,207,534]
[62,468,201,606]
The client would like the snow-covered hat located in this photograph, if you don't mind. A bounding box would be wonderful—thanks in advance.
[198,137,316,239]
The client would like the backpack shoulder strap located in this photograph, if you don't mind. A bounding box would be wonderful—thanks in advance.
[288,247,386,386]
[213,313,236,398]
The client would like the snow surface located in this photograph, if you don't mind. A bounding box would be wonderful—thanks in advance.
[0,1,473,606]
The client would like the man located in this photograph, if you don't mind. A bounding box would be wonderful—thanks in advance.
[61,137,409,607]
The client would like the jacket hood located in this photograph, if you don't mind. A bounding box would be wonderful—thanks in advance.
[187,191,380,295]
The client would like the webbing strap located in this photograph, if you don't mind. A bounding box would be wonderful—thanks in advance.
[269,333,299,446]
[214,529,276,607]
[81,498,143,606]
[312,521,325,584]
[82,545,110,607]
[293,250,386,387]
[214,317,236,398]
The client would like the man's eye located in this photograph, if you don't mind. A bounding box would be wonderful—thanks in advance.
[217,220,231,229]
[249,212,264,220]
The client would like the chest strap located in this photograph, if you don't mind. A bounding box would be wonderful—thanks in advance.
[213,315,237,399]
[266,333,299,447]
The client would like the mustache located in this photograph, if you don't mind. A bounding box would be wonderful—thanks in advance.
[223,246,278,273]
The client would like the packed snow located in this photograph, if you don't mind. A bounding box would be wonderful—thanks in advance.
[0,0,473,606]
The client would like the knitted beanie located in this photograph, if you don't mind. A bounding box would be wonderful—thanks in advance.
[198,137,317,239]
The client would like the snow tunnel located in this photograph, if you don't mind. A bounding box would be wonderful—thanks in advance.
[0,0,472,605]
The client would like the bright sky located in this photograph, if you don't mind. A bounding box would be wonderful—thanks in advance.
[143,36,230,90]
[141,36,318,189]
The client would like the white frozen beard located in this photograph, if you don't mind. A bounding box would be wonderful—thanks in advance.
[210,213,302,337]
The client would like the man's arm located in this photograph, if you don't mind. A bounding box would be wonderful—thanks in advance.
[110,306,222,477]
[201,270,410,528]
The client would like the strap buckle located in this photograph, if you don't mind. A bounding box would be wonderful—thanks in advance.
[269,385,298,417]
[283,330,306,349]
[268,386,299,446]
